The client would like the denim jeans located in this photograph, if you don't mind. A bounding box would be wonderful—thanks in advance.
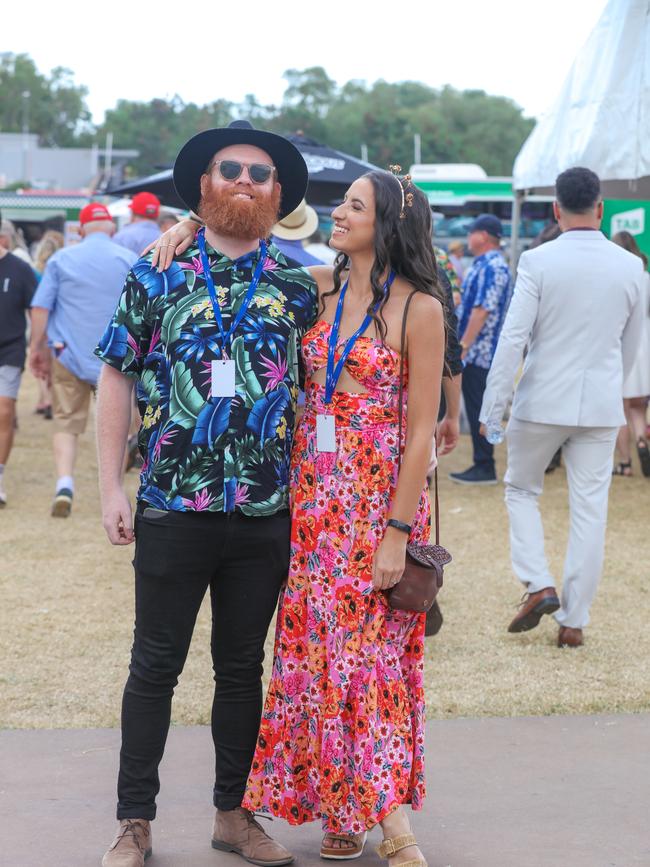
[461,362,494,472]
[116,506,290,820]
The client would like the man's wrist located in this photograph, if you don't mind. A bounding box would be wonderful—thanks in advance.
[100,477,126,497]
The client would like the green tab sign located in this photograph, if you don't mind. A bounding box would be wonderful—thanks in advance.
[603,199,650,259]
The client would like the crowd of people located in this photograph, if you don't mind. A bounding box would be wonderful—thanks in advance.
[0,197,184,511]
[0,119,649,867]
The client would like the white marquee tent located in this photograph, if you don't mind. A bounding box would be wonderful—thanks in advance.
[511,0,650,256]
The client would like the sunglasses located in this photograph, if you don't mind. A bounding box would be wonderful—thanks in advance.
[209,159,276,185]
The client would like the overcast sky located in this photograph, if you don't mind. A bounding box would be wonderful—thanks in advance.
[7,0,608,125]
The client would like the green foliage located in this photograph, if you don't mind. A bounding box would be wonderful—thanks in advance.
[252,72,534,176]
[0,54,534,177]
[94,96,233,174]
[0,54,92,147]
[321,80,534,174]
[232,337,264,408]
[169,361,205,428]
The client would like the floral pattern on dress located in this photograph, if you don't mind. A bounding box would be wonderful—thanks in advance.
[242,319,430,834]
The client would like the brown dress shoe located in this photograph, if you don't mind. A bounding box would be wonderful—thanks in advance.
[558,626,584,648]
[102,819,152,866]
[508,587,560,633]
[212,807,294,866]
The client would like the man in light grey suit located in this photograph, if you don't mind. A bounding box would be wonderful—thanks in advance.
[480,167,645,648]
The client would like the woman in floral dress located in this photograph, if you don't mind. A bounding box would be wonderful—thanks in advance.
[242,170,445,865]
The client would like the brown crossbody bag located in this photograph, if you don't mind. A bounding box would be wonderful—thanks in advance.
[386,291,452,615]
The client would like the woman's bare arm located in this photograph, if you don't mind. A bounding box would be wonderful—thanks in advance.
[372,293,445,590]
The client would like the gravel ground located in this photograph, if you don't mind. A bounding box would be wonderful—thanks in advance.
[1,376,649,728]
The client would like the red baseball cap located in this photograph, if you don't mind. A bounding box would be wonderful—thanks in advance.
[130,191,160,218]
[79,202,113,225]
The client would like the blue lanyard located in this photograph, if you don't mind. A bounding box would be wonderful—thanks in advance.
[197,228,267,358]
[324,271,395,404]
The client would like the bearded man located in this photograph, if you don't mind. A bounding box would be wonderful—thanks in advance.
[96,121,317,867]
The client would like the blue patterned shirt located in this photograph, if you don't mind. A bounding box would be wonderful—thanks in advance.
[457,249,512,369]
[95,239,318,515]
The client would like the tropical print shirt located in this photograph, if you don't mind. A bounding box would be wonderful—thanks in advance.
[434,246,462,294]
[95,239,318,515]
[457,248,512,369]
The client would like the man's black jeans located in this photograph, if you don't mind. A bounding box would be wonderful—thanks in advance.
[116,507,290,821]
[461,362,494,472]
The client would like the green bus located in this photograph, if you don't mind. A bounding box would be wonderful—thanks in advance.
[411,165,650,260]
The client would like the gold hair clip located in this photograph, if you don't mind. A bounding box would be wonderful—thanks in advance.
[387,165,415,218]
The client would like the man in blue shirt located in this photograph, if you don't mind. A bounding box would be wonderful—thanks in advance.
[29,202,136,516]
[451,214,512,485]
[113,192,161,255]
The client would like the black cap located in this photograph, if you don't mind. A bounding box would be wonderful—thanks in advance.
[467,214,503,238]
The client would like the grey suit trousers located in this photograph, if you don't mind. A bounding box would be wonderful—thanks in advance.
[504,418,618,628]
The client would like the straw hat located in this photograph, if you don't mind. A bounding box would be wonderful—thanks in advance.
[271,199,319,241]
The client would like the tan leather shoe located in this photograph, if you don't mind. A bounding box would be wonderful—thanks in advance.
[102,819,152,866]
[321,830,367,860]
[377,832,427,866]
[508,587,560,633]
[558,626,584,648]
[212,807,294,866]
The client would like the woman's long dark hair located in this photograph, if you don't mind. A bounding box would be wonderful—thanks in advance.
[321,169,447,344]
[613,230,649,269]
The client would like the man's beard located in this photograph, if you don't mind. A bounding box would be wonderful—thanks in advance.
[198,184,281,240]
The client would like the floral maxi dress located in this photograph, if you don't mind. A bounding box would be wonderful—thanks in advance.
[242,319,430,835]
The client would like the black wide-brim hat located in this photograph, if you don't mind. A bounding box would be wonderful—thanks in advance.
[173,120,308,219]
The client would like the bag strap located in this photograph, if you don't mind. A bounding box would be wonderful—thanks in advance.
[397,291,441,546]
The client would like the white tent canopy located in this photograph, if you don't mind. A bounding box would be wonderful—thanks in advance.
[513,0,650,198]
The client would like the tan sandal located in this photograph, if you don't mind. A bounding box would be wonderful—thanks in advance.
[377,832,427,866]
[320,830,367,860]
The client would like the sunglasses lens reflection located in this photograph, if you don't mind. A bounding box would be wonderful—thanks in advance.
[219,160,243,181]
[249,164,273,184]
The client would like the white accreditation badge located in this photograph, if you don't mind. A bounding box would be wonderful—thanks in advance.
[316,414,336,453]
[211,359,236,397]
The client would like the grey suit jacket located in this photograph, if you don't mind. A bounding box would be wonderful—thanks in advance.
[480,229,645,428]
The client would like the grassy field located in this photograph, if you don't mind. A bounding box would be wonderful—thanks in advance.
[1,375,649,729]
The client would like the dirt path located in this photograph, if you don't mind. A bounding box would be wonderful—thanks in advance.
[2,376,649,728]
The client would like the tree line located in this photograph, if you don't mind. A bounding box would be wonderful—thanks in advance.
[0,54,534,180]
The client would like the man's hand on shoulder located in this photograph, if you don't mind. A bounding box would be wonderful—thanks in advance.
[145,220,199,271]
